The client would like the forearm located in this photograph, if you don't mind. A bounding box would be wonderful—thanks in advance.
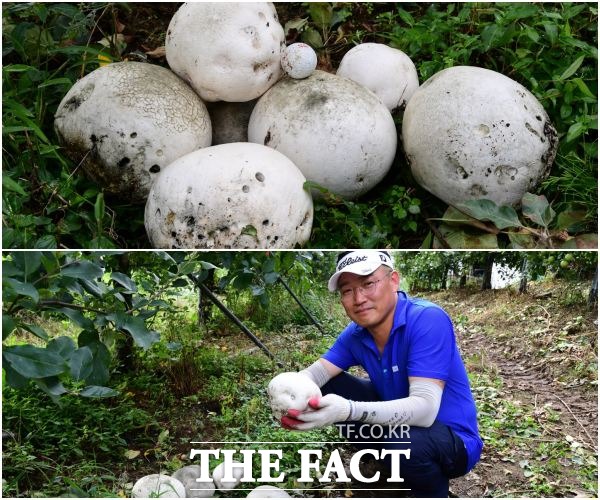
[349,380,443,427]
[299,359,337,388]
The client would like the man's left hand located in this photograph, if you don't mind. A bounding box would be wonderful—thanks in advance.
[281,394,351,431]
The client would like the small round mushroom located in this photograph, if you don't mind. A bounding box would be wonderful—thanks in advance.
[206,100,257,145]
[131,474,186,498]
[247,485,291,498]
[248,70,397,199]
[172,465,216,498]
[402,66,558,207]
[337,43,419,112]
[166,3,285,102]
[281,43,317,79]
[145,142,313,248]
[54,62,211,203]
[212,461,245,491]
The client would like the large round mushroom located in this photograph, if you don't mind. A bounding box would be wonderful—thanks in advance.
[402,66,558,207]
[131,474,186,498]
[248,70,397,199]
[166,2,285,102]
[172,465,215,498]
[54,62,211,203]
[145,142,313,248]
[337,43,419,112]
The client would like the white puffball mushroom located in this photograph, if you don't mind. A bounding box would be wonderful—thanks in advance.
[212,462,245,491]
[54,62,211,203]
[402,66,558,208]
[131,474,186,498]
[337,43,419,112]
[166,2,285,102]
[206,100,256,145]
[267,372,322,421]
[248,70,397,199]
[172,465,215,498]
[247,485,291,498]
[281,43,317,79]
[145,142,313,249]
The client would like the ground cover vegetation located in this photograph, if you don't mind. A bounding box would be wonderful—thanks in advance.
[2,3,597,249]
[2,250,597,497]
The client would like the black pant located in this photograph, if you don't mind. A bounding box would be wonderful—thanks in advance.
[322,372,468,497]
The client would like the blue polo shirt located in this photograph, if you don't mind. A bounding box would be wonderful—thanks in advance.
[323,291,483,473]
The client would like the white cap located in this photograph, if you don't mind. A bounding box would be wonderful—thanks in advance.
[328,251,394,292]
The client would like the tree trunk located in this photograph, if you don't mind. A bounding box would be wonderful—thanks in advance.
[588,269,598,309]
[459,274,467,288]
[441,266,449,290]
[197,269,216,327]
[519,257,528,294]
[481,254,494,290]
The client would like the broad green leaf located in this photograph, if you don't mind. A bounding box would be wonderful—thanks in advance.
[37,77,72,88]
[110,272,137,292]
[558,55,585,81]
[434,225,499,249]
[70,346,94,381]
[507,232,538,249]
[21,323,49,341]
[56,307,94,329]
[566,121,586,142]
[61,260,104,280]
[433,206,498,232]
[80,278,110,298]
[284,18,308,36]
[79,385,119,398]
[177,260,198,276]
[2,314,16,340]
[4,278,39,303]
[3,345,67,378]
[2,173,27,195]
[555,209,587,231]
[125,449,141,459]
[3,358,29,388]
[308,3,331,28]
[47,336,77,359]
[559,234,598,249]
[12,251,42,278]
[301,27,323,49]
[35,376,68,397]
[456,200,523,230]
[107,312,159,349]
[521,193,555,228]
[504,3,538,20]
[94,192,105,225]
[83,341,111,386]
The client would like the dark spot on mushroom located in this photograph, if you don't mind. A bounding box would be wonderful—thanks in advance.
[90,134,98,143]
[149,164,161,173]
[118,157,131,168]
[242,185,250,193]
[262,219,269,225]
[469,184,488,196]
[118,131,125,138]
[255,172,265,182]
[198,202,204,206]
[274,236,279,241]
[64,95,83,110]
[525,122,539,137]
[155,208,161,217]
[198,234,205,240]
[306,92,328,108]
[171,231,177,238]
[227,197,232,202]
[186,216,195,227]
[300,211,310,226]
[356,175,365,183]
[266,22,270,27]
[130,132,137,138]
[536,115,542,121]
[264,131,271,145]
[505,123,510,127]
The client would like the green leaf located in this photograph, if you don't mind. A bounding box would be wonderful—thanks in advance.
[177,260,199,276]
[21,323,49,341]
[555,209,588,232]
[4,278,39,303]
[56,307,94,329]
[107,312,159,349]
[565,121,586,142]
[300,27,324,49]
[558,55,585,81]
[3,345,67,378]
[559,234,598,249]
[70,346,94,381]
[12,251,42,278]
[434,225,499,249]
[94,192,105,225]
[2,173,27,196]
[307,3,331,28]
[83,340,111,386]
[521,193,555,228]
[507,232,538,249]
[79,385,119,398]
[35,376,68,397]
[3,314,16,340]
[3,357,29,388]
[47,336,77,360]
[456,200,523,230]
[110,271,137,292]
[61,261,104,280]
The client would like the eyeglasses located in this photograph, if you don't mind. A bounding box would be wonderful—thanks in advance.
[339,272,392,301]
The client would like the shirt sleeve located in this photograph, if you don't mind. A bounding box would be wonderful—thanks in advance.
[406,305,455,381]
[322,324,359,371]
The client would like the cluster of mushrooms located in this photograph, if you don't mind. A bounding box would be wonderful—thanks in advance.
[54,2,558,249]
[132,464,289,498]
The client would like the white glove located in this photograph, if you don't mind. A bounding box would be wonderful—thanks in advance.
[281,394,351,431]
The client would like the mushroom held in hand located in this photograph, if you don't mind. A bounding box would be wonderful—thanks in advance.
[402,66,558,208]
[248,70,397,199]
[54,62,211,203]
[337,43,419,112]
[267,372,322,421]
[166,2,285,102]
[131,474,186,498]
[172,465,215,498]
[145,143,313,248]
[247,485,291,498]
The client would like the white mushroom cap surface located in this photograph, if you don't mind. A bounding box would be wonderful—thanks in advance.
[212,461,245,490]
[145,142,313,248]
[54,62,211,203]
[267,372,322,421]
[281,43,317,79]
[402,66,558,207]
[247,485,292,498]
[131,474,186,498]
[248,70,397,199]
[172,465,216,498]
[337,43,419,112]
[166,2,284,102]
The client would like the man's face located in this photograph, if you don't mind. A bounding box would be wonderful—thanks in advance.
[337,265,399,330]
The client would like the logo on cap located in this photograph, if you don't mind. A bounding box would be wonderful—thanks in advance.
[337,255,368,271]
